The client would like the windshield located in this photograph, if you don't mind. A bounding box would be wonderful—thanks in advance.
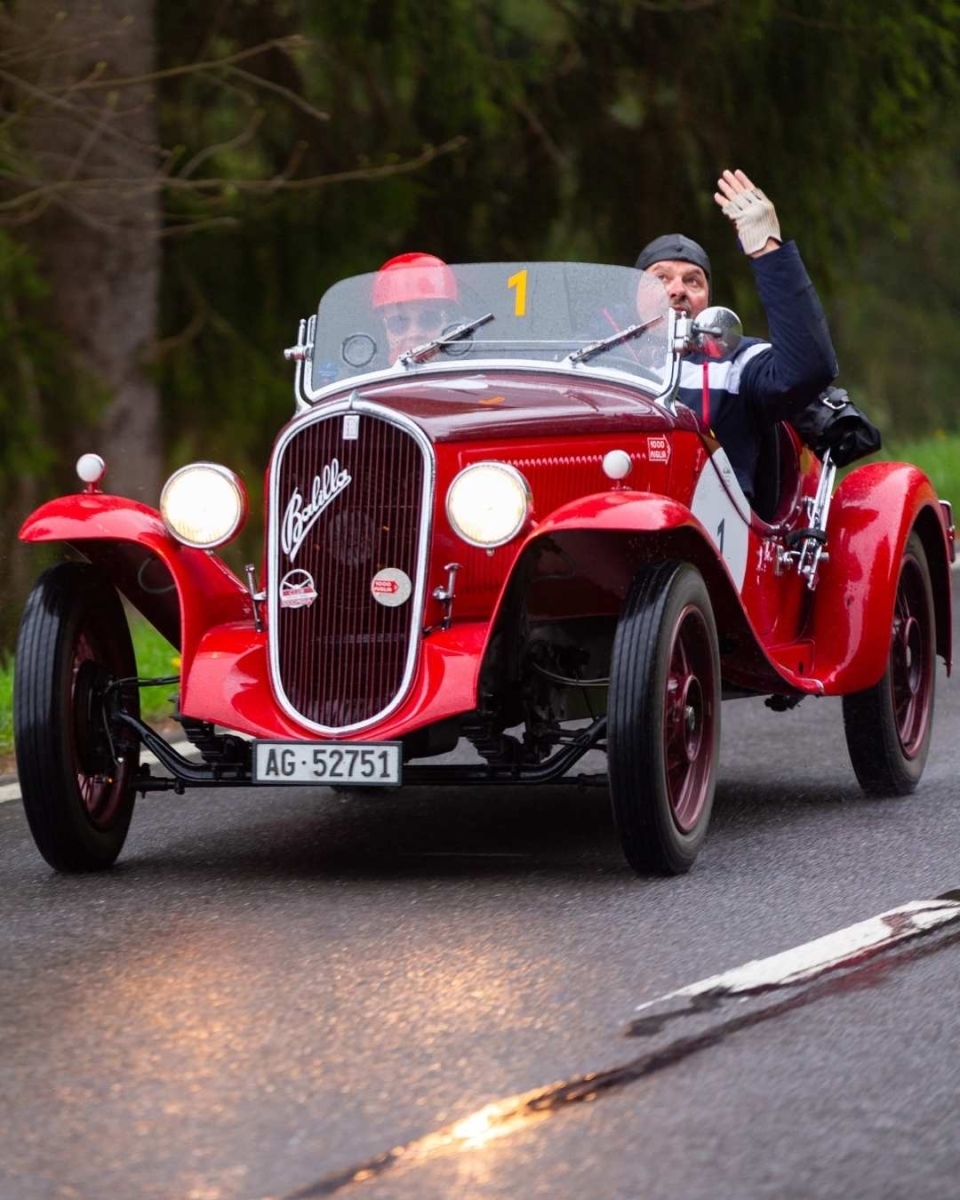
[310,261,672,391]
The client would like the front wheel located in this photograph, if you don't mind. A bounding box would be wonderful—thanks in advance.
[842,531,936,796]
[14,563,141,871]
[608,562,720,875]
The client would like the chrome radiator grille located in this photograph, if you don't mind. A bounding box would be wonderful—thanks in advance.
[268,404,433,732]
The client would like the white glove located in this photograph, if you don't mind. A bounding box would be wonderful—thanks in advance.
[721,187,781,255]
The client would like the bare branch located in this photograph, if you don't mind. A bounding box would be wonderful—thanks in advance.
[152,297,207,355]
[510,94,565,169]
[0,65,161,156]
[0,29,119,70]
[221,63,330,124]
[773,8,856,31]
[0,135,468,216]
[158,216,241,241]
[629,0,722,9]
[186,135,469,193]
[193,67,261,110]
[44,35,309,95]
[177,108,265,180]
[273,140,308,185]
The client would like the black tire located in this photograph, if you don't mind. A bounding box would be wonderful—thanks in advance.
[608,562,721,875]
[842,531,936,796]
[14,562,141,871]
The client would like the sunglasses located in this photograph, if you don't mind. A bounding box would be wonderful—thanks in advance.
[384,307,447,336]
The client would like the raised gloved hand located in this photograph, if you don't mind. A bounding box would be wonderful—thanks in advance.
[714,168,781,256]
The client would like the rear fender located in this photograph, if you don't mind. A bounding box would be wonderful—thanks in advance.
[19,495,252,665]
[483,492,797,696]
[809,463,952,693]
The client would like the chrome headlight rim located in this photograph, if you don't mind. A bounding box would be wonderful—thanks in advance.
[445,460,532,549]
[160,461,248,549]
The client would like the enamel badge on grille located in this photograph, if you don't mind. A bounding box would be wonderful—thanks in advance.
[370,567,412,607]
[279,569,317,609]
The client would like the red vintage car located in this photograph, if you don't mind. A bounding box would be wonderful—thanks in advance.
[14,260,955,875]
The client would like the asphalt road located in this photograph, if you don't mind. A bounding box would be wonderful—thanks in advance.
[2,601,959,1200]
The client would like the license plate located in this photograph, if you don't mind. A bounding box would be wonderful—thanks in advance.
[253,741,401,786]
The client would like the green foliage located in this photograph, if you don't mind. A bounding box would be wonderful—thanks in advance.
[0,618,180,760]
[0,232,55,484]
[130,617,182,725]
[884,432,960,503]
[2,0,960,659]
[0,649,11,759]
[829,101,960,437]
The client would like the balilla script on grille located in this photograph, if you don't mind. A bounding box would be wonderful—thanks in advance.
[281,459,352,561]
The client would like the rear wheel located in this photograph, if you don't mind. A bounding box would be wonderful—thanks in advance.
[14,563,141,871]
[608,562,720,875]
[842,531,936,795]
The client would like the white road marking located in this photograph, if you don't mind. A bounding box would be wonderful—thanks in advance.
[633,898,960,1014]
[0,781,22,806]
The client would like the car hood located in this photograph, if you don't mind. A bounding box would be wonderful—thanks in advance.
[330,371,690,441]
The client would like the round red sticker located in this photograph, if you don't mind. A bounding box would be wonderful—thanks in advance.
[370,567,412,607]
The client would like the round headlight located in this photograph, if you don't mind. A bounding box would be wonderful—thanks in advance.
[160,462,247,548]
[446,462,531,548]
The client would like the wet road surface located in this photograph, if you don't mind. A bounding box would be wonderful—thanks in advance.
[1,606,959,1199]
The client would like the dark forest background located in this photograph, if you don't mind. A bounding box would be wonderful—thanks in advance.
[2,0,960,648]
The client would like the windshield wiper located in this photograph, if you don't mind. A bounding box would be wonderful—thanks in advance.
[567,315,663,366]
[398,312,495,366]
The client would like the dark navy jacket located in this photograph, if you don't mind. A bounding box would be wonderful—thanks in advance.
[678,241,838,501]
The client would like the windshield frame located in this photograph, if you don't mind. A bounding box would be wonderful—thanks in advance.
[290,309,684,413]
[294,345,683,412]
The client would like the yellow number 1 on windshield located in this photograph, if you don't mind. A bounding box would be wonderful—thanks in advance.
[507,268,528,317]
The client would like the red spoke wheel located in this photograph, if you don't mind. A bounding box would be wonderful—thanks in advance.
[608,562,720,875]
[842,531,936,796]
[14,563,141,871]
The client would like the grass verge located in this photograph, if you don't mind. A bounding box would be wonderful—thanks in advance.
[0,617,179,764]
[0,653,11,761]
[129,617,182,726]
[882,432,960,503]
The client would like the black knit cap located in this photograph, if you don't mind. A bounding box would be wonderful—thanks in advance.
[634,234,711,283]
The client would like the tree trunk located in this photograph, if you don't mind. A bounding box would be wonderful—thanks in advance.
[14,0,160,501]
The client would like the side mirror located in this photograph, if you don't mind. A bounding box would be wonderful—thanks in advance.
[690,306,742,358]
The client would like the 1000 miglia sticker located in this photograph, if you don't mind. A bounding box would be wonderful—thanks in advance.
[370,567,412,607]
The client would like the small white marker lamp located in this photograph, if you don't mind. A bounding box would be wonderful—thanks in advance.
[76,453,107,494]
[602,450,633,487]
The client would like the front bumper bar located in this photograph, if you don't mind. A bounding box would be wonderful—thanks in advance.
[115,711,609,793]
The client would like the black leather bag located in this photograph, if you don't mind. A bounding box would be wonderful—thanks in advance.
[791,386,882,468]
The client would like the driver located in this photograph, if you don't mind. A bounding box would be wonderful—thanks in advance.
[634,168,838,503]
[372,252,458,363]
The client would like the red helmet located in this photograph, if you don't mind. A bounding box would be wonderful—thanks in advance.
[372,252,457,307]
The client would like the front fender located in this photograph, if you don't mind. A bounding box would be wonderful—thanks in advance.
[810,463,953,693]
[532,491,701,538]
[19,494,252,664]
[483,491,810,695]
[509,491,732,609]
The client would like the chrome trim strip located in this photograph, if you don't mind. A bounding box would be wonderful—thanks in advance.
[300,355,677,409]
[267,398,436,735]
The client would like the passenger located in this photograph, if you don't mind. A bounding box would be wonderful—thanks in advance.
[635,168,838,502]
[372,252,458,364]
